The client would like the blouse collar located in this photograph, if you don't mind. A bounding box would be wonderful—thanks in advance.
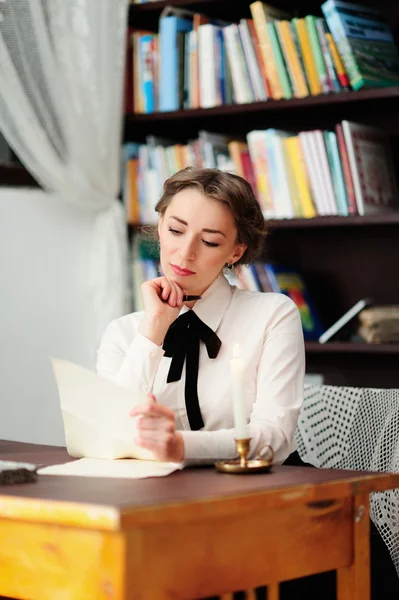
[180,274,233,333]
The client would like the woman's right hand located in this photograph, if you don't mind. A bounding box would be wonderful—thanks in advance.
[138,277,185,346]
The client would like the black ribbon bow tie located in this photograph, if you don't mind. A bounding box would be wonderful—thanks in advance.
[162,310,222,430]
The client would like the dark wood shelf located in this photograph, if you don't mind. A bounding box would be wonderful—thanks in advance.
[129,213,399,232]
[305,342,399,354]
[128,0,332,30]
[130,0,231,11]
[127,87,399,122]
[129,0,255,30]
[0,163,39,188]
[125,87,399,139]
[267,213,399,228]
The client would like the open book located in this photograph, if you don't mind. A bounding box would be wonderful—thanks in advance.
[44,358,183,478]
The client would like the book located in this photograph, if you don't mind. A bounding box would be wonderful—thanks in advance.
[124,28,134,114]
[305,15,330,94]
[335,123,357,214]
[265,265,324,340]
[315,17,341,92]
[325,29,351,88]
[198,23,222,108]
[298,131,329,215]
[266,21,293,99]
[322,0,399,90]
[249,1,292,99]
[323,131,349,216]
[319,298,371,343]
[275,20,309,98]
[284,136,317,218]
[341,120,398,215]
[264,128,296,219]
[159,12,193,112]
[310,130,338,215]
[140,34,157,113]
[223,24,255,104]
[239,19,269,101]
[292,17,322,95]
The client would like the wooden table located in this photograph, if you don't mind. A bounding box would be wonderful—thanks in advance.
[1,440,399,600]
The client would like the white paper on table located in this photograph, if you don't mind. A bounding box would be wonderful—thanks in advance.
[38,458,183,479]
[51,358,159,461]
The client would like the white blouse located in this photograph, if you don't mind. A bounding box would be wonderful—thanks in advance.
[96,274,305,464]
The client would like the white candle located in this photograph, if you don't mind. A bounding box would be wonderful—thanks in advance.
[229,343,248,439]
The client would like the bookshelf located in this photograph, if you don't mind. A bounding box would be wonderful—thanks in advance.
[0,163,39,188]
[125,86,399,140]
[126,0,399,387]
[305,342,399,355]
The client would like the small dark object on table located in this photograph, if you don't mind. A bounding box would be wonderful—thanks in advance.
[0,461,38,485]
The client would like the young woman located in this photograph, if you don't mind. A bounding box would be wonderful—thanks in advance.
[96,166,398,599]
[97,166,305,465]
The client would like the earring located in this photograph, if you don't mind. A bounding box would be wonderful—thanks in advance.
[226,263,234,271]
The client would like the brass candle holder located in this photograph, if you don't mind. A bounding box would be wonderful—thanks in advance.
[215,439,274,474]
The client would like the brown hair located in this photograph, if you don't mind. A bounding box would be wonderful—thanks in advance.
[154,166,268,265]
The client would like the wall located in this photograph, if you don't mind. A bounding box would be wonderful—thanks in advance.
[0,188,99,445]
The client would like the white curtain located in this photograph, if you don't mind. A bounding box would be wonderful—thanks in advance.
[0,0,130,353]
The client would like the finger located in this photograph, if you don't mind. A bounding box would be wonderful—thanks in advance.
[137,416,174,433]
[160,278,171,301]
[167,280,179,307]
[130,400,174,420]
[129,397,155,417]
[134,436,164,458]
[175,282,185,307]
[170,280,185,307]
[135,429,174,449]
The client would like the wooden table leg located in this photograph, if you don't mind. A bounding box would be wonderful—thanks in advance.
[268,583,279,600]
[337,493,370,600]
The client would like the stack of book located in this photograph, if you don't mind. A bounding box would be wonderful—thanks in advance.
[128,0,399,114]
[122,120,398,224]
[357,306,399,343]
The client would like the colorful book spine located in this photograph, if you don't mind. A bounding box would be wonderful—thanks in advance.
[305,15,330,94]
[321,1,362,89]
[323,131,349,216]
[275,20,309,98]
[315,18,341,92]
[322,0,399,89]
[250,1,286,99]
[292,18,322,95]
[239,19,268,101]
[284,136,317,218]
[247,130,272,216]
[140,35,155,113]
[159,15,193,112]
[223,24,254,104]
[266,22,293,99]
[325,31,351,88]
[335,123,357,214]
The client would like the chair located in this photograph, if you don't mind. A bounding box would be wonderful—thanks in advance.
[295,384,399,574]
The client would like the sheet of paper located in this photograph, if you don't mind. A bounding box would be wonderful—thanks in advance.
[51,358,156,461]
[39,458,183,479]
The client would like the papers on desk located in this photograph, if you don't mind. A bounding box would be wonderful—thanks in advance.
[51,357,182,463]
[38,458,183,479]
[49,358,184,478]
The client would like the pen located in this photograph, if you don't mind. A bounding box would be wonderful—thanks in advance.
[183,295,202,301]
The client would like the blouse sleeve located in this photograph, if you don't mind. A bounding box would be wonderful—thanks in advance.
[96,317,165,397]
[181,296,305,465]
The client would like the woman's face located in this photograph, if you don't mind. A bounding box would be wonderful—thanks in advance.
[158,188,246,296]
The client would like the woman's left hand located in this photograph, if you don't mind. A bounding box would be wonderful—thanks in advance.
[130,395,185,463]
